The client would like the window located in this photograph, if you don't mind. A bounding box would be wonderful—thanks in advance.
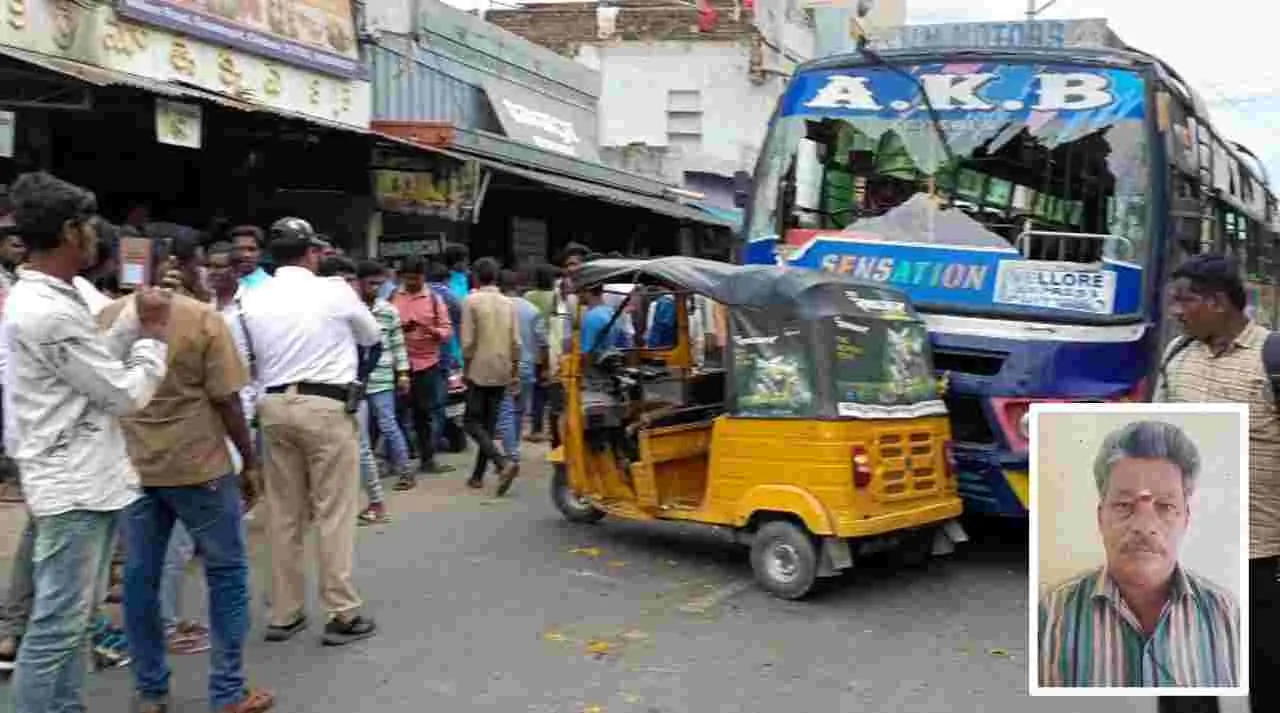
[666,89,703,154]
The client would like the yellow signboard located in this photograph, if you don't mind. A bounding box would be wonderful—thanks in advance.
[371,166,479,221]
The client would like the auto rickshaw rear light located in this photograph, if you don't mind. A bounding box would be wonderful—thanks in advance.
[852,445,873,488]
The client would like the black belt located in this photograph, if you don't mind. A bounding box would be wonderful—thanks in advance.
[265,382,348,403]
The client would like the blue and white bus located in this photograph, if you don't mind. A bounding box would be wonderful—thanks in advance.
[741,45,1278,517]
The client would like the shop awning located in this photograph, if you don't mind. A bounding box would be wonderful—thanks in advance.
[428,144,737,229]
[0,45,365,134]
[479,77,601,163]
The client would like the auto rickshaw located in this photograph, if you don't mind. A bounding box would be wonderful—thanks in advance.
[548,257,968,599]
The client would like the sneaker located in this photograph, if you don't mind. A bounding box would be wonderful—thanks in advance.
[0,636,18,672]
[92,628,131,669]
[264,614,308,643]
[357,505,391,526]
[322,614,376,647]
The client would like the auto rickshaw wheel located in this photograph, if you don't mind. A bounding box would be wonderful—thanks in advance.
[750,520,818,600]
[551,464,606,524]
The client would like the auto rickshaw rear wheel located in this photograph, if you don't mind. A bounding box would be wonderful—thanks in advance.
[750,520,818,600]
[551,464,606,524]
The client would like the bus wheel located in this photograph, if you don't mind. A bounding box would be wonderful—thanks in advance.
[750,520,818,600]
[551,465,605,524]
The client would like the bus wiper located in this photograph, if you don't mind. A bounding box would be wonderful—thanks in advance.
[855,41,958,191]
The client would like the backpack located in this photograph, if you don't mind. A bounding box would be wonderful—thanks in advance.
[1159,331,1280,405]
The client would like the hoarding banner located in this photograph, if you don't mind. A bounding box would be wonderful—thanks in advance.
[372,168,478,221]
[115,0,362,79]
[756,231,1143,317]
[869,19,1119,51]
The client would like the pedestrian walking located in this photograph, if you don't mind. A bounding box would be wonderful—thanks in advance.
[522,264,555,443]
[356,259,413,516]
[3,172,171,713]
[545,243,589,449]
[428,261,464,452]
[1153,254,1280,713]
[460,257,521,495]
[496,269,546,468]
[238,217,381,646]
[317,256,392,525]
[391,256,454,488]
[100,228,271,712]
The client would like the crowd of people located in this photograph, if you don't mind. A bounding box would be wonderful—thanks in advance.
[0,170,706,713]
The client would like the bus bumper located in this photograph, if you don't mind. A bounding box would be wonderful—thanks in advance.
[954,447,1028,517]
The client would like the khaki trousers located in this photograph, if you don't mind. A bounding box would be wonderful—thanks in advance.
[258,392,362,625]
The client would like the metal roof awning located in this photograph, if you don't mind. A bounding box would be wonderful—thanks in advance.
[427,143,735,229]
[0,45,366,134]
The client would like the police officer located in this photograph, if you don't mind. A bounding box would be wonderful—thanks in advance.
[238,218,382,646]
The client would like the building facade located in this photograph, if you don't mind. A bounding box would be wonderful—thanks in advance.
[362,0,735,264]
[486,0,816,218]
[0,0,374,250]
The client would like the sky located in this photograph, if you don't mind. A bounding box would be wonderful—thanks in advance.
[442,0,1278,188]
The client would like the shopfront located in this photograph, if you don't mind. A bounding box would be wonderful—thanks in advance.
[365,0,734,266]
[0,0,373,246]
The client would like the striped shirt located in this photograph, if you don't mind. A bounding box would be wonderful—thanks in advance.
[366,299,409,395]
[1156,321,1280,558]
[1038,566,1239,687]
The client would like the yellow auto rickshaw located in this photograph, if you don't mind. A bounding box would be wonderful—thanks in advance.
[549,257,967,599]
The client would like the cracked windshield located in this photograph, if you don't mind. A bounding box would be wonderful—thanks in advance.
[749,63,1152,320]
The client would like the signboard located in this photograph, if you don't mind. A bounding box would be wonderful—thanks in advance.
[155,99,202,149]
[115,0,362,79]
[371,167,477,222]
[746,231,1144,319]
[481,77,600,162]
[0,1,370,130]
[380,234,445,259]
[993,261,1117,315]
[869,19,1120,51]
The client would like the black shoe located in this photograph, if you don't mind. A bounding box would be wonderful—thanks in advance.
[322,615,376,646]
[264,615,307,642]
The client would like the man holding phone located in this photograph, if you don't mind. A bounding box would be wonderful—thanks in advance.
[391,255,454,489]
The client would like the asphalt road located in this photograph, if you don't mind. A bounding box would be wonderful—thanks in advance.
[0,445,1248,713]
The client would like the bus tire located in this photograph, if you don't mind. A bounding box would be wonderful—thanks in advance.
[750,520,818,600]
[551,465,605,524]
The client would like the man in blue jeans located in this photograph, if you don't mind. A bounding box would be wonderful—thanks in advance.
[101,231,272,713]
[5,172,171,713]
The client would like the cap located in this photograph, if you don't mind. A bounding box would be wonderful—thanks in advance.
[268,217,324,248]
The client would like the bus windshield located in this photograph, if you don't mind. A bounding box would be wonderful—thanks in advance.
[748,61,1152,321]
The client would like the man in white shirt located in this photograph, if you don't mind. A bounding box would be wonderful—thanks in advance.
[3,172,171,713]
[238,217,382,647]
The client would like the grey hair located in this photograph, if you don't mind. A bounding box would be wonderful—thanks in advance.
[1093,420,1201,496]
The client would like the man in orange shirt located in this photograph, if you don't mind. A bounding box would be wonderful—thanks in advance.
[391,255,454,488]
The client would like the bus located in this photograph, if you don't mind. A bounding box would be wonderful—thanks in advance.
[740,45,1279,517]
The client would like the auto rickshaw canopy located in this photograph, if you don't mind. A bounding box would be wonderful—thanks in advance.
[573,257,945,419]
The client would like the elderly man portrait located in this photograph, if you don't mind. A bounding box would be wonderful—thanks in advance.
[1038,420,1240,688]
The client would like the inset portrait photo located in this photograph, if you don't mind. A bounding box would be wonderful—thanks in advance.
[1029,403,1248,697]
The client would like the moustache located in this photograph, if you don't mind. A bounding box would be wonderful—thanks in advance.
[1121,538,1166,555]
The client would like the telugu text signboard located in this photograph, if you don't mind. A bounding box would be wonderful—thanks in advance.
[869,19,1121,51]
[115,0,363,79]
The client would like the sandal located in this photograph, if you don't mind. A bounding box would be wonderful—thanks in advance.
[220,688,275,713]
[357,507,391,526]
[393,476,415,491]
